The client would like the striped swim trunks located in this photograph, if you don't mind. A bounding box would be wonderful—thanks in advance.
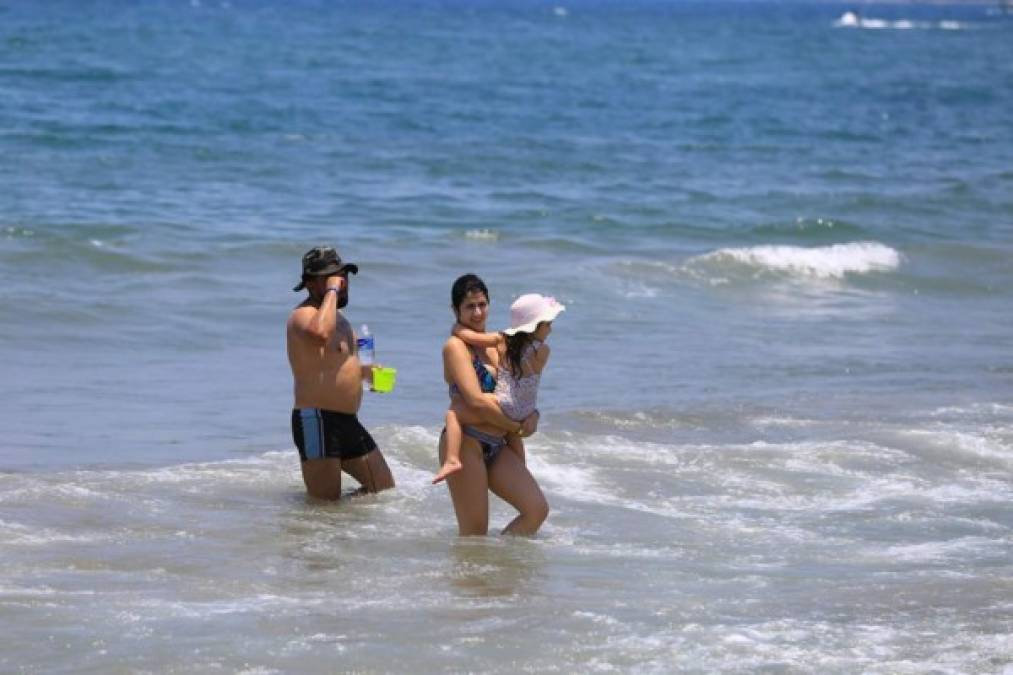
[291,408,377,462]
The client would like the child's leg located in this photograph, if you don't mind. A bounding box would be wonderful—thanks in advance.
[506,433,525,464]
[444,408,463,465]
[433,408,465,484]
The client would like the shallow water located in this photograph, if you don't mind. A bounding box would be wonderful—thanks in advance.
[1,1,1012,671]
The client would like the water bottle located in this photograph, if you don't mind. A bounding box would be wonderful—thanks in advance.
[357,324,374,366]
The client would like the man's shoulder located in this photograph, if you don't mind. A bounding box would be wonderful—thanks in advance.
[287,301,316,328]
[290,298,320,314]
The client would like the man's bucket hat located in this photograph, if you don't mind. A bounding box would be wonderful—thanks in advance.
[293,246,359,291]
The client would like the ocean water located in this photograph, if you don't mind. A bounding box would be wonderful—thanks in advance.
[2,1,1012,671]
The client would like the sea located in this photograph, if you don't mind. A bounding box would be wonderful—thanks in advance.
[1,1,1011,672]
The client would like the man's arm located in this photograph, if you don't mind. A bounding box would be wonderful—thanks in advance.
[292,277,344,343]
[444,339,522,434]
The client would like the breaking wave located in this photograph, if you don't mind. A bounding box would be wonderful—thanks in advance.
[686,241,901,281]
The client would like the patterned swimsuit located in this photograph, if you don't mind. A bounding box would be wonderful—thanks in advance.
[449,347,507,466]
[494,340,542,422]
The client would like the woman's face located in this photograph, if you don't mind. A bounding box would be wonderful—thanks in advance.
[534,321,552,341]
[456,291,489,331]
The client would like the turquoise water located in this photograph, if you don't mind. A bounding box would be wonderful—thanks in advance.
[2,2,1012,671]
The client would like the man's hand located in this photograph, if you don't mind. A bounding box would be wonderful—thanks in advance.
[326,275,344,291]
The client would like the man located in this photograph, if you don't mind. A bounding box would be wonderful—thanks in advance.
[286,245,395,499]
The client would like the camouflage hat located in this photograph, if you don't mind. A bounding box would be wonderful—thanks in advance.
[293,246,359,291]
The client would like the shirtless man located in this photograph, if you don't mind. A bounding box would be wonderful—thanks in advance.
[287,245,395,500]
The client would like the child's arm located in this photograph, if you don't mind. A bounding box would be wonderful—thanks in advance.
[505,433,525,464]
[531,342,551,375]
[452,322,504,350]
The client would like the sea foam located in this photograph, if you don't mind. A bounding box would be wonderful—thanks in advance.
[464,228,499,241]
[834,12,967,31]
[690,242,901,280]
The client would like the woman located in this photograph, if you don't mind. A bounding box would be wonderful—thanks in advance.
[439,274,549,536]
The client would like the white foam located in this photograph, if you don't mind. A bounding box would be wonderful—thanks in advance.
[621,281,658,298]
[725,468,1007,515]
[613,259,698,289]
[0,584,96,598]
[834,13,968,31]
[132,594,324,620]
[692,242,901,280]
[126,454,298,487]
[613,619,1013,673]
[870,536,1001,564]
[572,610,620,626]
[750,415,816,429]
[281,633,348,655]
[903,429,1013,467]
[464,228,499,241]
[534,433,1008,517]
[928,402,1013,418]
[540,461,729,526]
[527,453,605,502]
[540,434,908,474]
[567,541,687,560]
[527,450,690,520]
[372,424,452,497]
[0,519,110,546]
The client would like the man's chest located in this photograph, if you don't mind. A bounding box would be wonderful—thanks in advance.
[330,316,356,356]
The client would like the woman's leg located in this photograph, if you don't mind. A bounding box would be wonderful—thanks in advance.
[505,433,525,464]
[487,450,549,536]
[440,430,490,536]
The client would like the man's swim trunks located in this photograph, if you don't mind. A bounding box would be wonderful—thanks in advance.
[291,409,377,461]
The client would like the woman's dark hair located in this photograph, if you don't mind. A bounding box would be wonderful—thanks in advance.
[451,273,489,314]
[504,330,537,377]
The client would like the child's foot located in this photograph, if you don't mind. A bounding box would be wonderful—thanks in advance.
[432,459,463,484]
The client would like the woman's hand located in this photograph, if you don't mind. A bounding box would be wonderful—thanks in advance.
[520,410,539,437]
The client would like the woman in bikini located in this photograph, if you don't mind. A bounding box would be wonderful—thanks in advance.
[438,274,548,536]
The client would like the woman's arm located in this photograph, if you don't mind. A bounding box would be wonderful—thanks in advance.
[443,339,522,434]
[452,323,504,350]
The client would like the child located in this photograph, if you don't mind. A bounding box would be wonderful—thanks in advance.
[433,293,565,484]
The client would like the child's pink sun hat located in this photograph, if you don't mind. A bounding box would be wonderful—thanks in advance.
[503,294,565,336]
